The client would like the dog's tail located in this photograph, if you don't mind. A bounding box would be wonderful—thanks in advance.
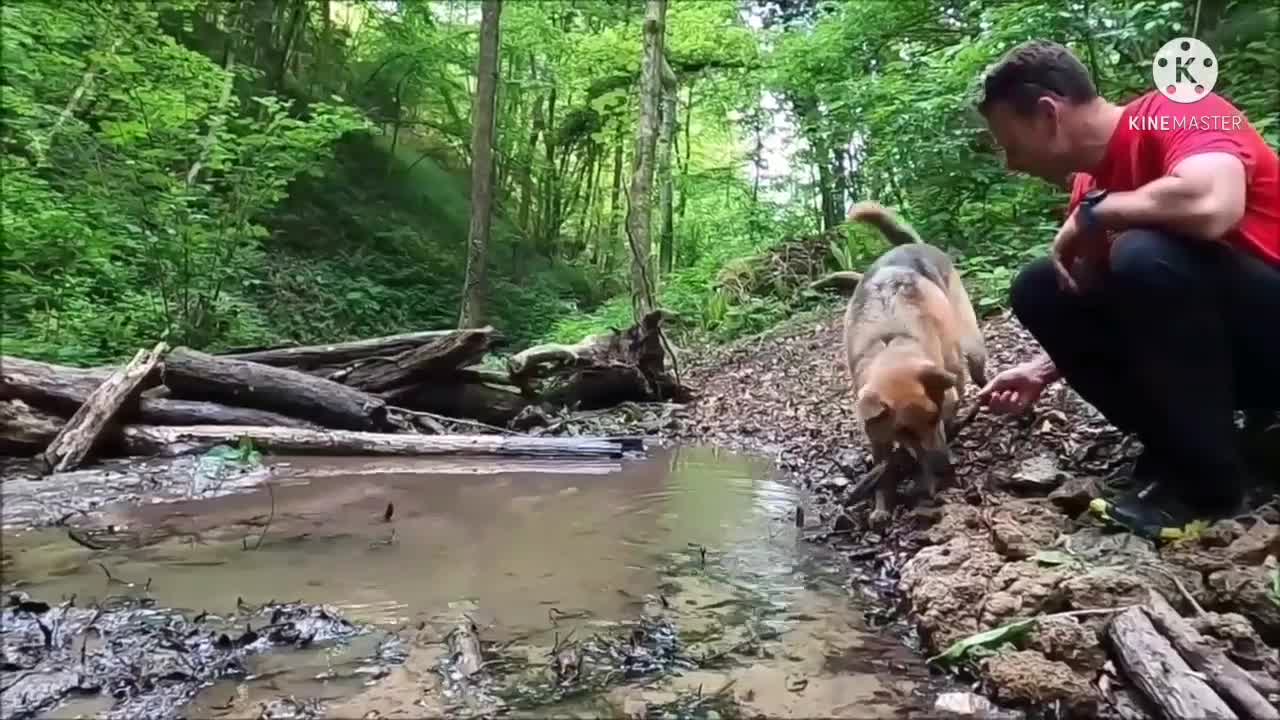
[845,201,923,246]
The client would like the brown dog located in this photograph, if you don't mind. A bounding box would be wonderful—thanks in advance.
[841,201,988,522]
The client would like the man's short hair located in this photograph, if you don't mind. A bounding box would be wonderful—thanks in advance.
[977,40,1098,116]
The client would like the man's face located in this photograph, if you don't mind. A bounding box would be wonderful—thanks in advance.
[984,97,1072,183]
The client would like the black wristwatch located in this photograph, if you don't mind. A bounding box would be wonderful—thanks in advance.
[1079,188,1109,234]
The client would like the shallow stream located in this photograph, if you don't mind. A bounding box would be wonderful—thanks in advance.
[2,445,945,718]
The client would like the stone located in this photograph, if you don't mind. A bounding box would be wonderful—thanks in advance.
[1047,476,1102,515]
[1028,615,1107,673]
[981,650,1098,715]
[1225,520,1280,565]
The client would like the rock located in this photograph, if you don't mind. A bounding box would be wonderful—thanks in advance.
[1058,568,1152,609]
[1225,520,1280,565]
[1206,566,1280,643]
[899,535,1006,648]
[1200,519,1247,547]
[1047,476,1102,515]
[1027,615,1107,673]
[981,650,1098,715]
[1192,611,1280,672]
[1007,455,1067,493]
[934,691,1023,718]
[988,501,1071,561]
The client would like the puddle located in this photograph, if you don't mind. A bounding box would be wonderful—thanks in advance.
[2,445,944,718]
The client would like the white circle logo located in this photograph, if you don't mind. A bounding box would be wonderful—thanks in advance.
[1152,37,1218,103]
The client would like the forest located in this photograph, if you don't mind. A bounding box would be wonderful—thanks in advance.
[3,0,1277,366]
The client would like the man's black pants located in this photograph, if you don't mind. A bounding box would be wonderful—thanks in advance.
[1010,228,1280,512]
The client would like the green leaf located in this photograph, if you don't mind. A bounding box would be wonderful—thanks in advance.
[928,618,1037,666]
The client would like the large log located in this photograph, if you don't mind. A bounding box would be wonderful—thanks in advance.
[0,400,64,455]
[135,399,322,430]
[1108,606,1238,720]
[119,425,640,458]
[336,327,496,392]
[507,310,692,410]
[381,381,532,427]
[1,356,114,415]
[42,342,168,473]
[2,355,322,430]
[218,329,484,369]
[1144,590,1279,720]
[162,348,389,431]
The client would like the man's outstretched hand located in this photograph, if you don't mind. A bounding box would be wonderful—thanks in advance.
[976,361,1049,415]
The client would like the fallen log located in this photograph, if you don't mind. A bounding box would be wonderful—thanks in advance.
[119,425,641,458]
[137,399,321,430]
[42,342,168,473]
[219,329,483,369]
[381,381,532,428]
[1,356,115,415]
[162,348,389,431]
[1144,590,1279,720]
[508,310,691,410]
[0,400,64,455]
[335,327,496,392]
[1108,606,1238,720]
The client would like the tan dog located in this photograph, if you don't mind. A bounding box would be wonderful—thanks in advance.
[841,201,988,521]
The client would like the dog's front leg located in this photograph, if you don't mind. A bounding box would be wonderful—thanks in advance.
[869,440,896,529]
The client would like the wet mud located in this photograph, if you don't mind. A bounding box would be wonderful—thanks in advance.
[2,446,951,719]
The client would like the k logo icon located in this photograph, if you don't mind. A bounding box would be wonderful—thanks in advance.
[1152,37,1218,104]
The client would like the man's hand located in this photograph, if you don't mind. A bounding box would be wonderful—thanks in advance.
[976,360,1052,415]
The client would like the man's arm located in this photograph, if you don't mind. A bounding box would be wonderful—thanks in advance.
[1092,152,1248,240]
[1028,350,1061,384]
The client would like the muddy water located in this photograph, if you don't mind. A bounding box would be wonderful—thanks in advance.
[2,446,941,718]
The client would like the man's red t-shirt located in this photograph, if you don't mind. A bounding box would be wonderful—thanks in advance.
[1069,90,1280,267]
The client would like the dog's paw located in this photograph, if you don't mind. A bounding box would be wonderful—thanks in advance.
[868,508,892,529]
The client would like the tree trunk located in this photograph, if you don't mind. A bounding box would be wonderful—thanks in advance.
[606,125,625,271]
[625,0,668,318]
[458,0,502,328]
[676,77,695,227]
[42,342,168,473]
[162,348,391,431]
[656,58,678,275]
[119,425,637,459]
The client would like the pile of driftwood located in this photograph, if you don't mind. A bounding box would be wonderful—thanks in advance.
[1106,589,1279,720]
[0,311,692,472]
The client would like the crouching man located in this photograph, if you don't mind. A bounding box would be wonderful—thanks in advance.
[971,40,1280,535]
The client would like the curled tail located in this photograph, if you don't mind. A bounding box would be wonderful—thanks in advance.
[846,201,923,246]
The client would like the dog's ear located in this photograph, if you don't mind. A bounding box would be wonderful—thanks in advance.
[919,365,957,404]
[856,388,889,422]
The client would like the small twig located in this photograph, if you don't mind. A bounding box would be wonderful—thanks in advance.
[250,479,275,550]
[388,405,519,436]
[1153,566,1207,618]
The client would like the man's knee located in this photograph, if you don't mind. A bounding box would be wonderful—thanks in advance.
[1108,228,1204,298]
[1009,256,1060,329]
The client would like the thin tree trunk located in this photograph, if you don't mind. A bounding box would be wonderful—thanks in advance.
[656,60,677,275]
[606,127,625,271]
[676,77,695,226]
[458,0,503,328]
[626,0,668,317]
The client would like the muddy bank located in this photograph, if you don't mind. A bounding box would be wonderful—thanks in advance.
[0,592,389,720]
[664,304,1280,717]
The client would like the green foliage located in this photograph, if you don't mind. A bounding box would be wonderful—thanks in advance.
[4,0,1276,367]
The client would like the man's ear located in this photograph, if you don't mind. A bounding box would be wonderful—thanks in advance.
[856,388,888,422]
[919,365,957,404]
